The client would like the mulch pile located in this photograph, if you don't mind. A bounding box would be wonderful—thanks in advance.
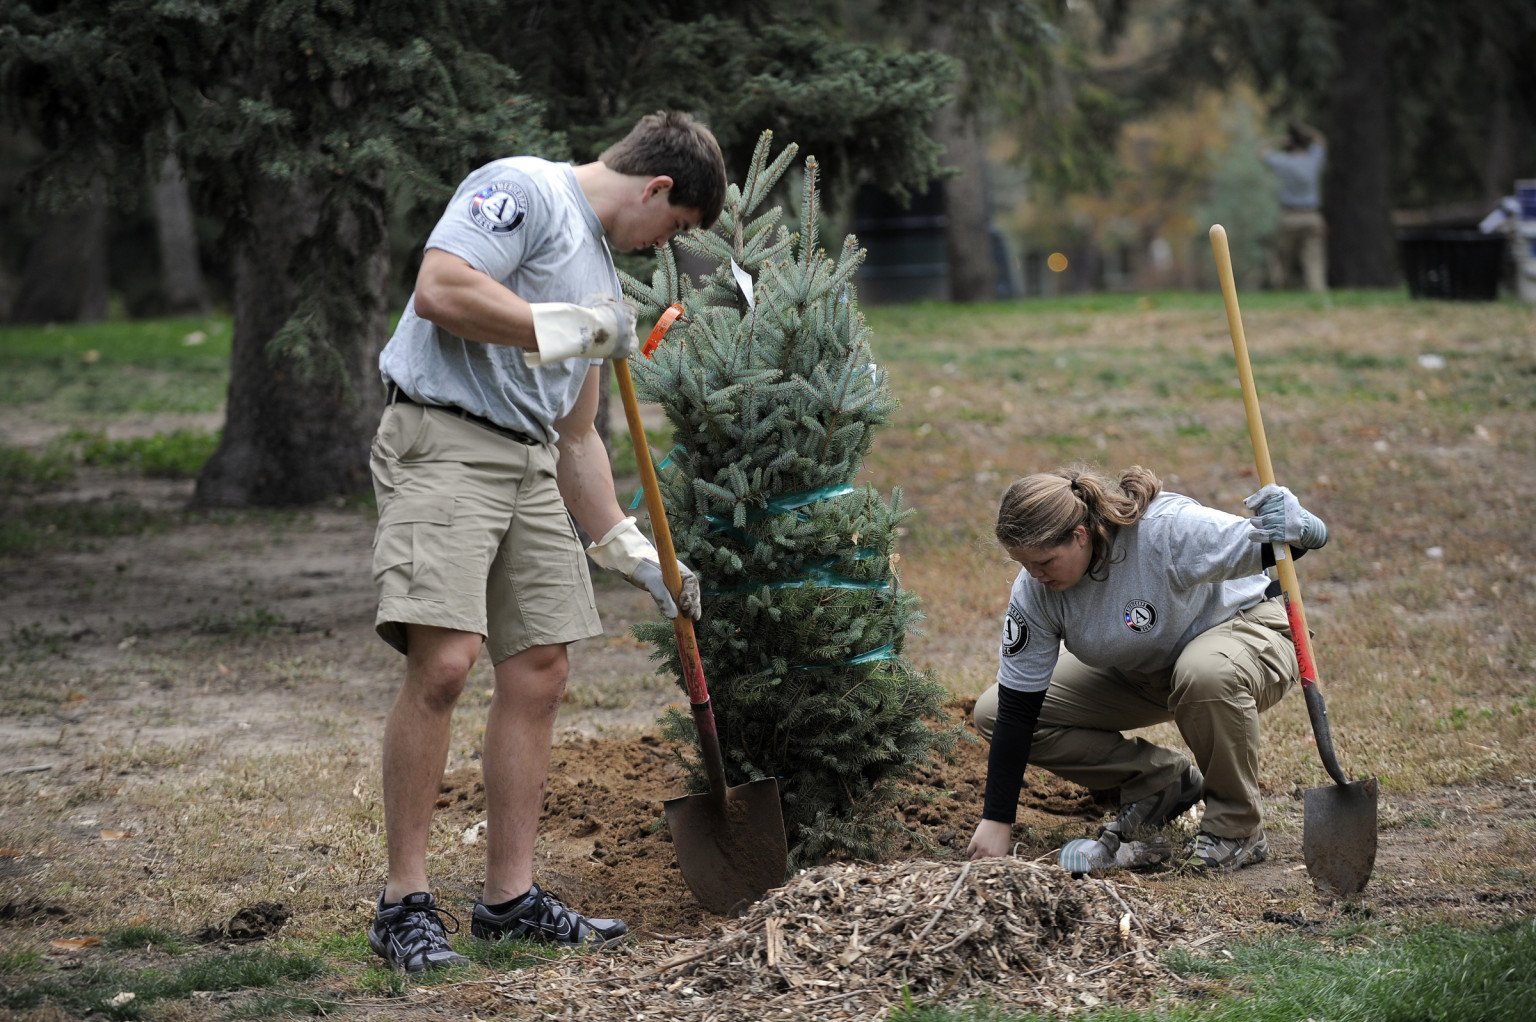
[485,856,1197,1020]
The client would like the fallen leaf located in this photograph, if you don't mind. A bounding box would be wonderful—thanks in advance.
[99,830,132,842]
[0,849,19,858]
[217,663,231,675]
[50,938,100,951]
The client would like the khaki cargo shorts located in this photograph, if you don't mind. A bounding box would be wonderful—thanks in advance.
[369,402,602,662]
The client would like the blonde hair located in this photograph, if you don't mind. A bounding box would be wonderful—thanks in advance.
[995,464,1162,579]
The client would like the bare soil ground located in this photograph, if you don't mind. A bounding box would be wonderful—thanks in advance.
[2,472,1533,1020]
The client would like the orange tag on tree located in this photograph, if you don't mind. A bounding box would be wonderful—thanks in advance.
[641,303,684,359]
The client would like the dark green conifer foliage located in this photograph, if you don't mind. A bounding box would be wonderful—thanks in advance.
[622,133,961,867]
[0,0,553,504]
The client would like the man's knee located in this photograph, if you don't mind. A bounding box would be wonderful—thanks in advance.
[495,643,571,714]
[404,627,482,709]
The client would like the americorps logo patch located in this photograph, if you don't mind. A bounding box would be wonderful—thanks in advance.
[1002,605,1029,657]
[1123,598,1157,633]
[469,182,528,235]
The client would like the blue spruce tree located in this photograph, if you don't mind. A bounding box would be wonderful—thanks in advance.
[622,132,961,867]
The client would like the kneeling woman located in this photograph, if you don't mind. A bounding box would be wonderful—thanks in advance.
[966,465,1328,871]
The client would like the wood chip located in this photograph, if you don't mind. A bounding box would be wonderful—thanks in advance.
[486,857,1197,1020]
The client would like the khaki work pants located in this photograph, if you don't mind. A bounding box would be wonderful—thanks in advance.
[974,598,1297,838]
[1270,209,1327,294]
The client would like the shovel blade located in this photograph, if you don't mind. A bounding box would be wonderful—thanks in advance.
[1303,776,1379,896]
[664,777,788,916]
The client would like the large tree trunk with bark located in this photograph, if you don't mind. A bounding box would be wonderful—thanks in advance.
[925,21,997,303]
[932,104,997,303]
[151,146,210,314]
[194,176,386,506]
[9,201,110,323]
[1323,0,1396,287]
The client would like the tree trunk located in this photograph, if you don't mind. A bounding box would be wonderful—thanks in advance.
[151,146,210,314]
[1323,0,1396,287]
[932,104,998,302]
[9,201,110,323]
[925,21,996,303]
[194,176,387,506]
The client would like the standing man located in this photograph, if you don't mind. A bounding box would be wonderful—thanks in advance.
[365,112,726,971]
[1261,120,1328,295]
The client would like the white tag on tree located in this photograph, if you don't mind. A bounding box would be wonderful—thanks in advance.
[731,258,755,309]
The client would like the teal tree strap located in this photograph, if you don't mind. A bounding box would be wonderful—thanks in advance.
[701,558,889,596]
[628,446,682,511]
[789,641,897,671]
[704,483,857,530]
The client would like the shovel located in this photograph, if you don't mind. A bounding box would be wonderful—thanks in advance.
[1209,226,1378,897]
[611,306,789,915]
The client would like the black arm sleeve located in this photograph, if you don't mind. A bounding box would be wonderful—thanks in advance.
[981,686,1048,825]
[1261,543,1310,568]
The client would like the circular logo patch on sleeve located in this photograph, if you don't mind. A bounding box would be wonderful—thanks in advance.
[469,182,529,235]
[1123,599,1157,633]
[1002,605,1029,657]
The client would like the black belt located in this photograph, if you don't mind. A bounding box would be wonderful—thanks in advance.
[386,384,540,446]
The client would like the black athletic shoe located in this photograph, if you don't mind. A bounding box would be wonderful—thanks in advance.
[471,883,627,947]
[367,891,469,972]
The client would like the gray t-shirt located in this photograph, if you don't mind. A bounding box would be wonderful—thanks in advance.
[1264,143,1325,210]
[997,493,1270,693]
[379,157,618,443]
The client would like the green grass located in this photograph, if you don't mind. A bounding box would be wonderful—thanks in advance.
[888,919,1536,1021]
[103,926,189,955]
[0,497,168,558]
[74,428,221,478]
[1,947,324,1019]
[0,316,232,417]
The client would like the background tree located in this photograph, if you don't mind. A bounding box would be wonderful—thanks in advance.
[1,0,554,505]
[624,134,962,865]
[1112,0,1536,286]
[483,2,963,456]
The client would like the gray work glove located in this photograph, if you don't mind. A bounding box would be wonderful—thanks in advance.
[526,297,637,366]
[586,517,702,620]
[1058,831,1173,875]
[1243,483,1329,549]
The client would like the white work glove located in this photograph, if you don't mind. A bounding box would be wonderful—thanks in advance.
[525,298,637,367]
[586,517,701,620]
[1058,831,1172,875]
[1243,483,1328,549]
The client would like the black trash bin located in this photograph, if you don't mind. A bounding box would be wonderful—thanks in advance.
[1397,228,1505,301]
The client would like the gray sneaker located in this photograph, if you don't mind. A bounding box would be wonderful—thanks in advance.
[367,891,469,972]
[1105,764,1204,839]
[471,883,626,948]
[1189,829,1269,870]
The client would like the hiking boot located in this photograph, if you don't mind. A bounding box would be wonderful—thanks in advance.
[367,891,469,972]
[471,883,627,948]
[1189,829,1270,871]
[1105,764,1204,839]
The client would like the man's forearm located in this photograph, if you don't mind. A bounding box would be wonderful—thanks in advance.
[556,425,625,543]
